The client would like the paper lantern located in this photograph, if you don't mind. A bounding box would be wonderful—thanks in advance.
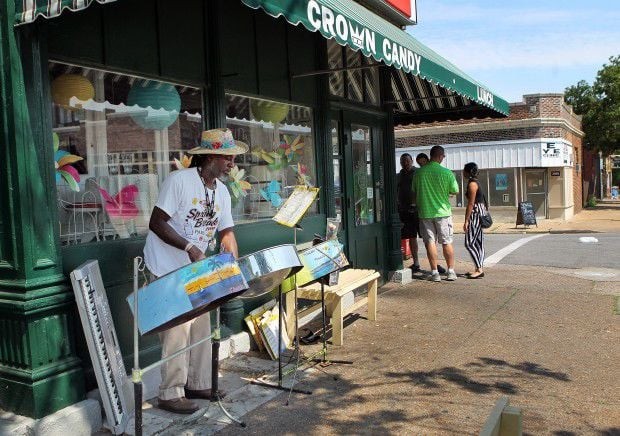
[51,74,95,108]
[250,100,289,124]
[127,81,181,130]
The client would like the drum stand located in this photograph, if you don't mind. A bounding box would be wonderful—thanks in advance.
[310,276,353,367]
[131,257,245,436]
[249,284,312,395]
[250,224,312,396]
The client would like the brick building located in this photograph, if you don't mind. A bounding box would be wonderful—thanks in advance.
[395,93,584,221]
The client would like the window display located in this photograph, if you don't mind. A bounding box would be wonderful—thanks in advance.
[50,62,203,245]
[225,94,317,223]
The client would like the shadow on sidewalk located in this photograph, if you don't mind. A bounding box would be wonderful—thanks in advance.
[383,356,570,396]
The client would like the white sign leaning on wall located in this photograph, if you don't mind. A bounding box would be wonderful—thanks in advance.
[541,142,573,167]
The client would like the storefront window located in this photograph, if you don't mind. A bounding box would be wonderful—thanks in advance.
[225,94,316,223]
[328,41,379,105]
[327,40,344,98]
[49,62,203,245]
[488,169,515,206]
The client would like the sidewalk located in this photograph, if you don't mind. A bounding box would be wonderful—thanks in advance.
[453,203,620,234]
[217,260,620,435]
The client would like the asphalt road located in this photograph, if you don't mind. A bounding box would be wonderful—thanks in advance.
[452,232,620,270]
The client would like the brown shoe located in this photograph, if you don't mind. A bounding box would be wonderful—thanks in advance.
[185,388,226,400]
[157,397,199,414]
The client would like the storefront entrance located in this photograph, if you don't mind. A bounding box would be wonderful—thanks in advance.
[525,169,548,218]
[331,110,386,274]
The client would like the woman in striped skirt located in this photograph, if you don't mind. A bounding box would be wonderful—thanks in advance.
[463,162,485,278]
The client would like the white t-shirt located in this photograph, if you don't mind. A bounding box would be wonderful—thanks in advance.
[143,168,234,277]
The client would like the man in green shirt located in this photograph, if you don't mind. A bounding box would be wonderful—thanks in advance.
[413,145,460,282]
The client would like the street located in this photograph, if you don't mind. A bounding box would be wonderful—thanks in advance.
[452,233,620,270]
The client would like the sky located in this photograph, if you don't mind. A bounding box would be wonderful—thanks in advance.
[407,0,620,103]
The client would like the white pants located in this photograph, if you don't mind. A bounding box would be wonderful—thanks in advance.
[158,313,212,400]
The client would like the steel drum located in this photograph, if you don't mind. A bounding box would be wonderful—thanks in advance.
[237,244,303,298]
[296,239,349,286]
[127,252,248,335]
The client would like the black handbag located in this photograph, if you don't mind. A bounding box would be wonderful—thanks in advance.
[479,207,493,229]
[473,179,492,229]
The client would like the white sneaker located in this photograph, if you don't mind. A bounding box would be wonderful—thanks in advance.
[446,270,457,281]
[430,272,441,282]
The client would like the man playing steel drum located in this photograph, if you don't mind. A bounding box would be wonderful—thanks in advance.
[143,128,247,414]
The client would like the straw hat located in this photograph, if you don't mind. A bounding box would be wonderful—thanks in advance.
[188,128,249,155]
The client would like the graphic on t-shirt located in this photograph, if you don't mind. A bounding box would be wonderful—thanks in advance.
[184,197,219,248]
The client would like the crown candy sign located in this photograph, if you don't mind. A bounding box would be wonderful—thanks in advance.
[306,0,421,74]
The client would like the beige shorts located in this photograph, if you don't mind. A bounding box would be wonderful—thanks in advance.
[420,217,454,244]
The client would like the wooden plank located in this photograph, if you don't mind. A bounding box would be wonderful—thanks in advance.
[368,278,378,321]
[500,406,523,436]
[479,397,510,436]
[331,298,344,346]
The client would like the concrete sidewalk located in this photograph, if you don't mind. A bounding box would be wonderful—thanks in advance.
[216,261,620,435]
[453,203,620,234]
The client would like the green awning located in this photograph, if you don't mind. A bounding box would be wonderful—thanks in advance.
[14,0,117,26]
[14,0,509,117]
[241,0,509,116]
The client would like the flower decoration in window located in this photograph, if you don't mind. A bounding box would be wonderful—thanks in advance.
[280,135,304,164]
[252,148,287,171]
[292,163,312,187]
[227,165,252,205]
[53,132,83,191]
[174,154,193,170]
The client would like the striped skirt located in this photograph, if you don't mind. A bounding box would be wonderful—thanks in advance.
[465,203,485,269]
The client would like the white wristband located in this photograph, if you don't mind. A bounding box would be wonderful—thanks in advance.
[184,242,194,252]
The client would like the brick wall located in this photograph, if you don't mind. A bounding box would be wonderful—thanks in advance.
[395,93,586,215]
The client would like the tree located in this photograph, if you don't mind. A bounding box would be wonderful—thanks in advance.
[565,55,620,155]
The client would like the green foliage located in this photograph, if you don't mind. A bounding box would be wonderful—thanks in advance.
[565,55,620,155]
[586,196,597,208]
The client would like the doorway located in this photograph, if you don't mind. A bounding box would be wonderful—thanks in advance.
[330,110,386,273]
[524,169,547,218]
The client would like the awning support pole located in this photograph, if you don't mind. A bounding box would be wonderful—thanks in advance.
[291,63,383,79]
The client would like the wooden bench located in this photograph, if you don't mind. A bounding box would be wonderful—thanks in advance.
[479,397,523,436]
[286,268,380,346]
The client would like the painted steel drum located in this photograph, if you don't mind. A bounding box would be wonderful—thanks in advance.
[127,252,249,335]
[296,239,349,286]
[237,244,303,298]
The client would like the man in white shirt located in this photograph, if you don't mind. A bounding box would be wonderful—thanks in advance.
[143,128,247,414]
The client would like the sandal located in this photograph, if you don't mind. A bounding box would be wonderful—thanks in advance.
[467,272,485,279]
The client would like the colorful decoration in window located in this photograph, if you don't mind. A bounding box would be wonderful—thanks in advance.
[51,74,95,108]
[252,148,287,171]
[174,154,193,170]
[127,81,181,130]
[259,180,283,208]
[227,166,252,204]
[54,132,83,191]
[97,184,140,220]
[292,163,312,187]
[250,100,289,124]
[279,135,304,163]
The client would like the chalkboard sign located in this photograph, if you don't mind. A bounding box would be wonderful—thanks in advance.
[516,201,537,227]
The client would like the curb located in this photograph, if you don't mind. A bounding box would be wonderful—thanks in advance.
[0,332,252,435]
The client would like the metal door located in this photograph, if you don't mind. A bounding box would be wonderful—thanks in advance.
[524,169,547,218]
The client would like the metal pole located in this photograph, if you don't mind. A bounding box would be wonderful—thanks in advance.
[278,286,283,384]
[132,257,142,436]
